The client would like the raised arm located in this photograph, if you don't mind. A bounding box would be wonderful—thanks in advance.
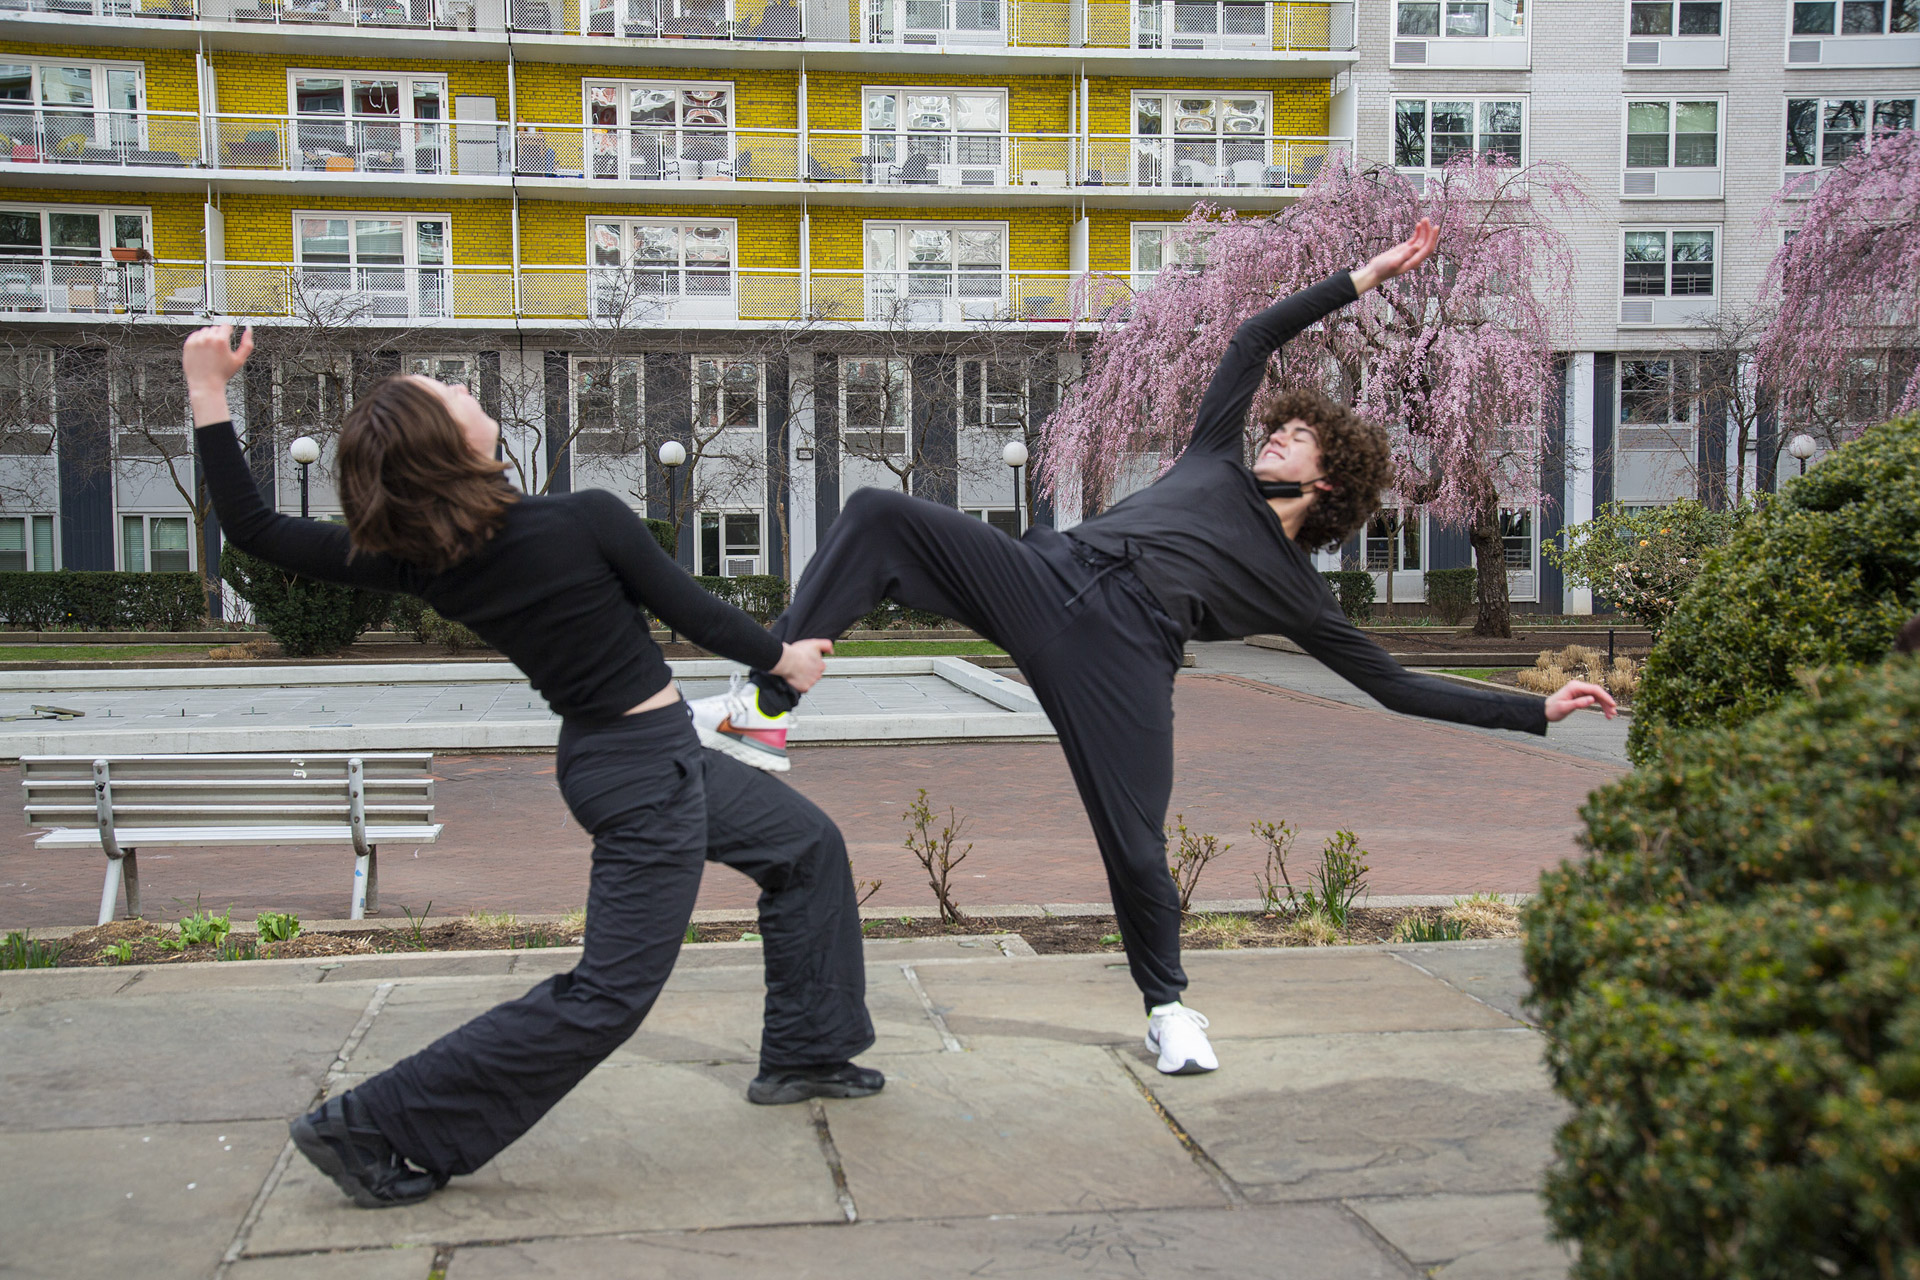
[1186,218,1440,460]
[185,327,414,592]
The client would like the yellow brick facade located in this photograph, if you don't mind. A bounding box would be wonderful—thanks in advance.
[0,41,199,114]
[212,194,515,264]
[207,53,508,115]
[0,186,205,261]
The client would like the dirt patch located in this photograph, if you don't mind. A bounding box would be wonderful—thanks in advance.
[1377,630,1650,656]
[44,905,1517,967]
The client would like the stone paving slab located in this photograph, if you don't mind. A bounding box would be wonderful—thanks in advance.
[226,1250,438,1280]
[249,1059,847,1254]
[0,1120,287,1280]
[1348,1191,1573,1278]
[914,948,1521,1050]
[1143,1028,1567,1203]
[821,1044,1224,1221]
[0,985,373,1131]
[1390,941,1540,1027]
[445,1202,1422,1279]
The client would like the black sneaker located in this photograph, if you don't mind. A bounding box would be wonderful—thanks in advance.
[747,1061,886,1106]
[289,1093,447,1209]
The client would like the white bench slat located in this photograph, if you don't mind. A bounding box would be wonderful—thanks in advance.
[35,824,445,848]
[24,778,433,790]
[21,752,435,764]
[27,803,438,817]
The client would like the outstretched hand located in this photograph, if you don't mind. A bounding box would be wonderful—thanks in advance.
[182,325,254,427]
[771,638,834,694]
[1350,218,1439,295]
[1544,679,1617,723]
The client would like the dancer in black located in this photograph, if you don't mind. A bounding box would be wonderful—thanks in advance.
[693,220,1614,1074]
[183,326,877,1209]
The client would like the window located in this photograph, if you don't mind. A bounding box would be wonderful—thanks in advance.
[1129,223,1213,286]
[699,511,762,576]
[0,205,150,312]
[1785,96,1916,168]
[280,366,345,438]
[863,222,1006,318]
[586,81,732,181]
[842,357,909,457]
[1499,508,1535,571]
[406,355,475,388]
[960,360,1026,427]
[697,359,760,431]
[0,515,55,571]
[1622,229,1715,296]
[573,357,643,456]
[0,60,144,159]
[962,507,1021,536]
[1791,0,1916,34]
[590,219,735,310]
[1393,98,1524,169]
[0,349,53,453]
[296,213,447,319]
[1627,101,1719,168]
[863,88,1005,183]
[1618,355,1698,449]
[121,514,190,572]
[1365,507,1424,571]
[1132,93,1271,187]
[1396,0,1524,36]
[1628,0,1721,33]
[289,70,445,174]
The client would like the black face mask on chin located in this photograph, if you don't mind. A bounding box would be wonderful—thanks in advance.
[1257,478,1328,500]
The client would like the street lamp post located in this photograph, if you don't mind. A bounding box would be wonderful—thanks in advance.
[289,436,320,518]
[1788,433,1817,477]
[1002,440,1028,534]
[658,440,688,643]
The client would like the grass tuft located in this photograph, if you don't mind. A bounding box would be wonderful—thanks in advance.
[1,930,63,969]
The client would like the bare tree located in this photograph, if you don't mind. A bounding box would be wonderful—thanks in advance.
[0,337,57,511]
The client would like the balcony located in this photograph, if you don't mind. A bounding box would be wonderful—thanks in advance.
[0,0,1357,53]
[0,260,1144,326]
[0,108,200,168]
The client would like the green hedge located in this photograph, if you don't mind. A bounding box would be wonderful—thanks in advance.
[645,518,676,557]
[1630,414,1919,764]
[1321,570,1375,623]
[0,571,207,630]
[692,574,787,623]
[857,601,961,631]
[220,547,391,657]
[1524,656,1920,1279]
[1424,567,1477,625]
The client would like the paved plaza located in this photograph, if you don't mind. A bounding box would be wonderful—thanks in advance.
[0,937,1573,1279]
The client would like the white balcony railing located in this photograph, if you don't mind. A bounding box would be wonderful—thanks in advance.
[2,0,1356,49]
[0,107,202,167]
[0,256,207,316]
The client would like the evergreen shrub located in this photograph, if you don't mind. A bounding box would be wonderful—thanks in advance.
[1425,567,1478,625]
[0,571,207,630]
[1630,414,1919,763]
[856,601,961,631]
[644,518,676,557]
[692,574,788,622]
[220,547,390,657]
[1320,570,1375,622]
[1525,656,1920,1279]
[418,607,486,651]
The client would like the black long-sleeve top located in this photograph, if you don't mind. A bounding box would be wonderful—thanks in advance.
[1070,272,1549,736]
[197,421,783,724]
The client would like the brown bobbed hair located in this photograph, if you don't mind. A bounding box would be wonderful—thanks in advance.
[1255,387,1393,552]
[337,376,517,573]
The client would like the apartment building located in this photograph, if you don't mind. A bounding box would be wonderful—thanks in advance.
[0,0,1357,587]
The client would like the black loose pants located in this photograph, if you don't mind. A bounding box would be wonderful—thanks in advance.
[353,701,874,1177]
[756,488,1189,1011]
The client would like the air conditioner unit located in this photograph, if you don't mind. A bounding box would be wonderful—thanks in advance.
[1394,39,1427,62]
[988,403,1023,425]
[1622,170,1657,195]
[1787,39,1820,61]
[725,557,760,577]
[1625,40,1659,63]
[1620,298,1655,324]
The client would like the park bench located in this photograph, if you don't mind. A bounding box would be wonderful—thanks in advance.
[21,753,442,926]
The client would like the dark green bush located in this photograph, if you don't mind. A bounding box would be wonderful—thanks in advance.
[383,594,427,641]
[1321,570,1375,623]
[220,547,390,657]
[856,601,962,631]
[0,571,207,630]
[1424,567,1478,625]
[1629,414,1918,764]
[1524,657,1920,1279]
[418,606,487,651]
[692,574,788,623]
[645,518,676,558]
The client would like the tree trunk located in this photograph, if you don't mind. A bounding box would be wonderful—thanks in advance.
[1467,495,1512,639]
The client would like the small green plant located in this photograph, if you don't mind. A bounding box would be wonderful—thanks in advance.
[1251,819,1301,915]
[215,937,259,962]
[1099,932,1123,946]
[1300,831,1370,930]
[903,789,971,926]
[0,930,63,970]
[162,900,232,951]
[1164,815,1228,913]
[683,922,701,944]
[255,911,301,944]
[1391,913,1467,943]
[850,856,883,909]
[399,901,434,950]
[99,940,134,965]
[740,931,764,942]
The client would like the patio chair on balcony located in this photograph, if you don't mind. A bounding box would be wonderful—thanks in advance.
[746,0,802,37]
[889,152,934,185]
[807,155,847,182]
[229,130,282,166]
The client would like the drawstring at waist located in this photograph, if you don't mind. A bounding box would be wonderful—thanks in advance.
[1061,536,1141,611]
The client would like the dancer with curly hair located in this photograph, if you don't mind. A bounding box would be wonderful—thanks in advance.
[693,219,1615,1074]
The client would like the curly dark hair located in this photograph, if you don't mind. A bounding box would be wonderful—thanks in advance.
[1254,387,1393,552]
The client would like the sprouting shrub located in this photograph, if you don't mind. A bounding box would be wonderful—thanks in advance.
[1320,570,1375,623]
[1303,830,1370,929]
[1627,413,1918,763]
[1165,815,1229,913]
[0,930,63,969]
[1424,567,1477,625]
[1251,819,1301,915]
[255,911,301,944]
[1524,656,1920,1278]
[220,546,390,657]
[1548,498,1747,633]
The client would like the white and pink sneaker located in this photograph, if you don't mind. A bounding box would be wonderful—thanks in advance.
[689,673,793,772]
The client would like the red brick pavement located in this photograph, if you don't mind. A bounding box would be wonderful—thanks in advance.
[1,674,1620,929]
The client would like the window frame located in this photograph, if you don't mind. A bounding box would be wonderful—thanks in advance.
[0,513,57,572]
[1623,96,1725,171]
[1393,0,1527,40]
[839,355,911,460]
[1129,90,1275,188]
[958,358,1028,429]
[697,509,764,577]
[861,219,1009,319]
[1498,506,1538,576]
[583,78,735,182]
[1364,505,1426,573]
[1391,95,1527,173]
[694,356,764,434]
[1620,226,1717,299]
[119,512,193,573]
[285,68,447,124]
[586,216,739,309]
[1128,221,1213,285]
[861,85,1009,183]
[1783,93,1918,172]
[1616,353,1701,452]
[569,353,645,457]
[1625,0,1724,37]
[1789,0,1918,36]
[0,58,148,157]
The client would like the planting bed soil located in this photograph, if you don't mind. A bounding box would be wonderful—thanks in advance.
[1370,630,1650,656]
[39,903,1520,968]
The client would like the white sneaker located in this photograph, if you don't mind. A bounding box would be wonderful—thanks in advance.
[688,673,793,773]
[1145,1003,1218,1075]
